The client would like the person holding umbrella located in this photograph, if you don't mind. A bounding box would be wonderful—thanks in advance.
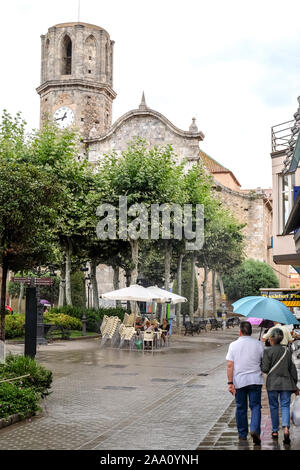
[261,328,299,444]
[262,321,294,347]
[226,321,264,445]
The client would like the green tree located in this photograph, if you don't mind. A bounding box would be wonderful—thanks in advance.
[222,259,279,301]
[98,139,185,297]
[28,119,99,306]
[0,111,66,341]
[196,208,245,317]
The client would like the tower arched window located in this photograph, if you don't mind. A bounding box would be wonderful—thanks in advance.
[85,35,96,76]
[62,35,72,75]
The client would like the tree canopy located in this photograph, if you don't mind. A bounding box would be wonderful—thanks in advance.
[222,258,279,301]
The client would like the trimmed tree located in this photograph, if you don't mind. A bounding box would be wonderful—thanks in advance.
[222,258,280,301]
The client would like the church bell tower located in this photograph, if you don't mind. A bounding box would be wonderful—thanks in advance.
[36,22,116,139]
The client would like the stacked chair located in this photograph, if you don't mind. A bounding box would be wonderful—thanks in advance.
[119,325,137,350]
[100,316,121,348]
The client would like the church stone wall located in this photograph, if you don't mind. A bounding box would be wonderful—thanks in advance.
[88,113,201,166]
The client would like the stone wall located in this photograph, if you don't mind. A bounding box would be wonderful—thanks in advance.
[87,108,204,167]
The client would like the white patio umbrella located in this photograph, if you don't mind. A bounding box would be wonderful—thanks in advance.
[101,285,159,328]
[146,286,187,304]
[101,284,159,302]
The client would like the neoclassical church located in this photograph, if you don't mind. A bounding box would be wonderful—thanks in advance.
[35,21,289,313]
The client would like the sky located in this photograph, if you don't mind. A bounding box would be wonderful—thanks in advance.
[1,0,300,189]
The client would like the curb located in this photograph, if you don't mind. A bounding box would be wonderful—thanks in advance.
[6,334,101,345]
[0,412,35,430]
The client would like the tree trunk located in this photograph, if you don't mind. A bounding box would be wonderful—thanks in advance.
[90,258,99,310]
[189,254,195,320]
[112,265,121,307]
[129,239,139,313]
[212,270,217,318]
[176,253,183,327]
[65,240,72,306]
[161,241,172,322]
[58,266,66,308]
[129,239,139,285]
[202,265,209,319]
[0,260,8,342]
[18,281,25,314]
[217,272,225,296]
[125,269,131,311]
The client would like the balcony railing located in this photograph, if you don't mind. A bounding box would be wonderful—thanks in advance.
[271,120,294,152]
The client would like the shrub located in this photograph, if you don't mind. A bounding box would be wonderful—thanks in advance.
[44,312,82,330]
[4,312,82,339]
[0,382,41,419]
[50,306,127,332]
[0,354,52,398]
[5,314,25,339]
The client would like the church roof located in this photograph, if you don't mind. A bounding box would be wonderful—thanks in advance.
[200,149,241,188]
[85,94,205,143]
[53,22,103,30]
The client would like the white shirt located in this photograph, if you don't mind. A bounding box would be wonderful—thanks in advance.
[262,324,293,346]
[226,336,264,389]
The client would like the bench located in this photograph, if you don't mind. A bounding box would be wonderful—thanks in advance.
[44,323,71,340]
[208,318,223,330]
[183,320,206,336]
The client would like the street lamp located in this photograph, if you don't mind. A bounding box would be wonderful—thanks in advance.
[49,265,56,308]
[80,265,89,336]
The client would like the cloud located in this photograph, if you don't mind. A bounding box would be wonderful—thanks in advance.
[1,0,300,189]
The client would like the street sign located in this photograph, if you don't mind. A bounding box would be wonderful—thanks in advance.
[12,277,53,286]
[12,277,31,285]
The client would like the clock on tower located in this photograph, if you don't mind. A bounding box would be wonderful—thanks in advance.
[37,22,116,139]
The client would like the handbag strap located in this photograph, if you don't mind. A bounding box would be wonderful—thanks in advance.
[267,348,288,376]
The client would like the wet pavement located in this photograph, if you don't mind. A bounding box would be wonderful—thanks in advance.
[1,326,300,450]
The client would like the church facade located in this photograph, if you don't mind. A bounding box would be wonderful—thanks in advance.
[35,21,289,314]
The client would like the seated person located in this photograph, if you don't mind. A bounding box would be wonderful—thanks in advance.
[135,316,143,333]
[160,318,170,344]
[151,319,159,331]
[262,321,294,346]
[143,319,153,331]
[143,319,154,349]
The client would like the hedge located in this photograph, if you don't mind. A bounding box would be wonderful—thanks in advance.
[4,312,81,339]
[50,305,127,332]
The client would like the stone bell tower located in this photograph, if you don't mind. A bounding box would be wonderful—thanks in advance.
[36,22,116,139]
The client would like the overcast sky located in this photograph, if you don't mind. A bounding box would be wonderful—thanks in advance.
[1,0,300,189]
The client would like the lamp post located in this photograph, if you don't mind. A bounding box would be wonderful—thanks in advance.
[49,266,56,308]
[80,265,89,336]
[34,267,47,345]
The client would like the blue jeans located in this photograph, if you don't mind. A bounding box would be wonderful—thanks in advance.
[235,385,262,438]
[267,390,292,431]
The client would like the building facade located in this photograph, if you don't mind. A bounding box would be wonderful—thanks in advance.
[270,98,300,268]
[34,21,288,313]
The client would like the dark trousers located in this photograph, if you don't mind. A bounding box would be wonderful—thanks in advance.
[235,384,262,438]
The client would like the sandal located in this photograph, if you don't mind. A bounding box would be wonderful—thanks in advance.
[271,432,278,439]
[283,432,291,445]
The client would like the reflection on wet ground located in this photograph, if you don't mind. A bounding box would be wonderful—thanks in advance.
[3,328,300,450]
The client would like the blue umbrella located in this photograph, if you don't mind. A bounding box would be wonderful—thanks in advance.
[232,296,299,325]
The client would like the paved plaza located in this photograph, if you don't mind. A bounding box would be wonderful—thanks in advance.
[1,326,300,451]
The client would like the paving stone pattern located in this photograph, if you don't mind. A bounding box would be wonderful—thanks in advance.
[1,328,300,450]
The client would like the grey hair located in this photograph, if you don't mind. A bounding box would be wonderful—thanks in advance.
[270,327,284,345]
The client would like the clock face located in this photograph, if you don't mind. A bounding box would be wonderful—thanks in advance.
[53,106,74,129]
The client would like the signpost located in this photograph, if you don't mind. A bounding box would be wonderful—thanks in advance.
[12,277,54,355]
